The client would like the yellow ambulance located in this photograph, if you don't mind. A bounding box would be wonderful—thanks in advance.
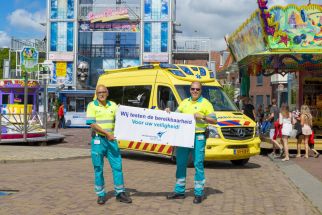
[97,63,261,165]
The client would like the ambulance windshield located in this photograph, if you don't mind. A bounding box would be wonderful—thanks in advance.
[175,85,238,111]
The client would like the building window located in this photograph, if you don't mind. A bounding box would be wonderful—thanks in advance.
[144,23,151,52]
[256,95,263,108]
[257,74,263,86]
[266,95,270,107]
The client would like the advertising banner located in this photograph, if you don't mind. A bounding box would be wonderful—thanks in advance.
[79,21,140,32]
[88,8,129,23]
[50,62,73,85]
[20,47,39,73]
[56,62,67,77]
[114,105,196,148]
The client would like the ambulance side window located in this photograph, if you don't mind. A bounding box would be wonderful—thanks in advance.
[157,86,178,110]
[107,87,123,105]
[123,86,152,108]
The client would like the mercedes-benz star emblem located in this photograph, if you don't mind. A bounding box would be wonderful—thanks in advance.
[236,128,246,137]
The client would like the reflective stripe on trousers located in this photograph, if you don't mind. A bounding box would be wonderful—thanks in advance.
[174,133,206,196]
[91,136,125,196]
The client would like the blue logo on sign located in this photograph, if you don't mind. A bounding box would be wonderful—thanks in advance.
[157,131,167,139]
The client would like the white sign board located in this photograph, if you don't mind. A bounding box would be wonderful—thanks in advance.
[114,105,196,148]
[143,52,169,62]
[49,52,74,61]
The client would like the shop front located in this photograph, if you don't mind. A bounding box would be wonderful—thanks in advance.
[48,90,95,128]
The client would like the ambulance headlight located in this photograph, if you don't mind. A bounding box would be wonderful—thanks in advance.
[206,125,220,138]
[255,124,259,137]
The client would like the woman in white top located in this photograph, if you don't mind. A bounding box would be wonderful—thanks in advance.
[300,105,313,158]
[279,105,293,161]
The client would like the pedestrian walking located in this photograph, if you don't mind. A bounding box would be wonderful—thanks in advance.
[300,105,314,159]
[58,103,65,129]
[279,105,293,161]
[294,110,304,158]
[267,99,280,155]
[308,130,320,158]
[165,81,217,204]
[242,97,256,121]
[270,121,283,158]
[86,85,132,205]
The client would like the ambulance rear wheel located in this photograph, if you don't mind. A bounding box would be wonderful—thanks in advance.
[230,158,249,166]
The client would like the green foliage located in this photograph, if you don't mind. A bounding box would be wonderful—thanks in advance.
[222,84,235,101]
[0,48,17,78]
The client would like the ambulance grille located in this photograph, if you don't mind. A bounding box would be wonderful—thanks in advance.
[221,127,254,140]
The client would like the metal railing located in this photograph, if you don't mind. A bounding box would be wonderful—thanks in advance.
[173,37,210,53]
[11,37,46,52]
[78,44,140,58]
[79,4,140,21]
[0,112,47,141]
[7,69,39,80]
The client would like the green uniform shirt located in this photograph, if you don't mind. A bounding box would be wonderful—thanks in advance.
[177,96,216,133]
[86,99,117,135]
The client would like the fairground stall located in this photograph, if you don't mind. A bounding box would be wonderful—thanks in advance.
[227,2,322,136]
[0,79,45,139]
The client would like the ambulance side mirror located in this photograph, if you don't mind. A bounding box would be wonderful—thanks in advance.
[167,101,175,112]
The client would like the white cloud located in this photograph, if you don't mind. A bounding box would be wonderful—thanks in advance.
[7,9,46,33]
[0,31,11,48]
[176,0,321,50]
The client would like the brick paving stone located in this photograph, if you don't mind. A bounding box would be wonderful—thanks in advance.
[0,153,320,215]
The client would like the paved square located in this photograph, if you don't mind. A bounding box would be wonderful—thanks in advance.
[0,152,319,215]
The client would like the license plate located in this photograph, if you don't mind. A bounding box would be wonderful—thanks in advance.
[234,148,249,155]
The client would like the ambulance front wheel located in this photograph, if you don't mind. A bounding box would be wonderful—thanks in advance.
[230,158,249,166]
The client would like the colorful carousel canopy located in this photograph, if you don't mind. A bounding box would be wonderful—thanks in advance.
[228,3,322,76]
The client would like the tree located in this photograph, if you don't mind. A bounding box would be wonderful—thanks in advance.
[0,48,17,79]
[222,84,235,101]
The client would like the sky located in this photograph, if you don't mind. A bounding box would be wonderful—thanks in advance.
[0,0,321,49]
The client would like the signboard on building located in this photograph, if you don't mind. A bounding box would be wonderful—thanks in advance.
[0,79,40,88]
[88,8,129,23]
[20,47,39,73]
[56,62,67,77]
[49,52,74,61]
[79,21,140,32]
[50,62,73,86]
[143,52,169,62]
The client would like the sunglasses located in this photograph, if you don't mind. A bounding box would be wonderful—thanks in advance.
[97,91,107,95]
[190,88,201,92]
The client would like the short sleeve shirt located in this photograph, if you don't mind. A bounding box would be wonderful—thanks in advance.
[86,100,118,135]
[177,96,216,133]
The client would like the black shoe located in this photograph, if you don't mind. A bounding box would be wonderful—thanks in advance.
[97,196,106,205]
[166,193,185,200]
[116,192,132,203]
[315,153,320,158]
[193,195,205,204]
